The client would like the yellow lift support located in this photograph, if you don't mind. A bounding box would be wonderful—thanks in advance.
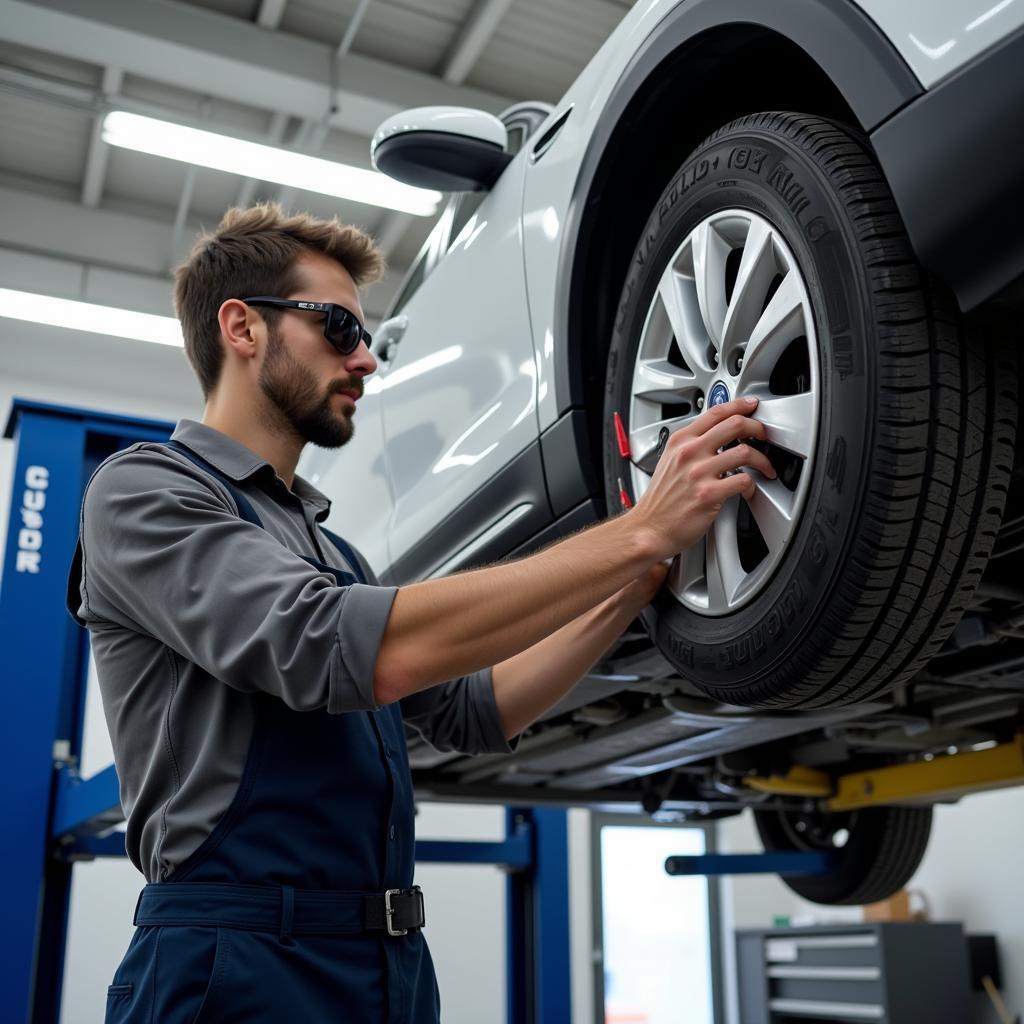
[744,733,1024,810]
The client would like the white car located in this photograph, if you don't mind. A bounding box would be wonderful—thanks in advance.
[299,0,1024,904]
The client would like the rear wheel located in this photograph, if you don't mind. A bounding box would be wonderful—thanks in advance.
[603,111,1018,708]
[754,804,932,905]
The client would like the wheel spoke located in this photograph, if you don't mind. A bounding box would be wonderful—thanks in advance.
[633,358,697,404]
[706,496,744,610]
[629,209,819,619]
[746,475,797,559]
[736,271,805,388]
[691,220,731,353]
[752,391,815,459]
[721,219,776,355]
[668,540,706,603]
[630,414,693,474]
[656,265,710,378]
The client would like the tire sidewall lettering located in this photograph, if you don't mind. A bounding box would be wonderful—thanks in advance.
[604,125,875,695]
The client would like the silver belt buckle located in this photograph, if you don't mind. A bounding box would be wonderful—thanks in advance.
[384,888,408,937]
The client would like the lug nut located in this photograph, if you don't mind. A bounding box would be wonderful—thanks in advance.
[696,396,704,410]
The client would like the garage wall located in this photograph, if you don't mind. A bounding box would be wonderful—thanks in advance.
[888,790,1024,1024]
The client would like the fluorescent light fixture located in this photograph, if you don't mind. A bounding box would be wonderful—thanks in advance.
[0,288,183,347]
[102,111,441,217]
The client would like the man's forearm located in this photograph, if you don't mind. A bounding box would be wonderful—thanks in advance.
[374,512,658,704]
[489,589,644,740]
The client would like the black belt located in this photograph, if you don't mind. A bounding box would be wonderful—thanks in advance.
[134,883,425,939]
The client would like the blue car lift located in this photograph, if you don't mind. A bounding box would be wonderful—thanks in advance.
[1,399,571,1024]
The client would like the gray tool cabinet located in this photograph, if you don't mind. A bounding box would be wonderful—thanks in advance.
[736,922,970,1022]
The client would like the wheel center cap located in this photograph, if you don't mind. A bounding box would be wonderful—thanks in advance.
[708,381,731,407]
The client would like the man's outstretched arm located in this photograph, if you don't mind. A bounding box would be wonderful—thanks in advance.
[489,562,668,740]
[374,396,772,705]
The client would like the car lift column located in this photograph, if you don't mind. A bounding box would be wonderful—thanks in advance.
[1,399,573,1024]
[0,400,175,1024]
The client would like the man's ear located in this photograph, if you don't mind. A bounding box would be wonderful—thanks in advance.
[218,298,260,360]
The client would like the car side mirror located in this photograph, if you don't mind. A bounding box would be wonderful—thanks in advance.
[371,106,512,193]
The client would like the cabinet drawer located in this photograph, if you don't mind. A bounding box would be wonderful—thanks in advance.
[768,996,885,1020]
[765,934,880,970]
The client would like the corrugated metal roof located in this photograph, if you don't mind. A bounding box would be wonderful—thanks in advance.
[282,0,478,75]
[0,0,630,315]
[0,89,90,186]
[470,0,627,101]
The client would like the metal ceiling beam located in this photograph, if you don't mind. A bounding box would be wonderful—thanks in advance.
[373,211,415,263]
[275,119,330,210]
[276,0,374,209]
[235,110,289,208]
[0,65,372,169]
[80,65,122,207]
[440,0,516,85]
[0,0,513,139]
[257,0,288,29]
[0,187,399,319]
[0,184,174,280]
[168,96,212,268]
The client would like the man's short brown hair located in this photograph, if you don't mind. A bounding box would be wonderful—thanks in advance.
[173,202,386,398]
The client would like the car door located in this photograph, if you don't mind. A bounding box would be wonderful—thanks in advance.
[293,360,393,574]
[376,106,553,584]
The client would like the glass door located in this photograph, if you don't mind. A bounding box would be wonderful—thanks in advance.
[594,816,720,1024]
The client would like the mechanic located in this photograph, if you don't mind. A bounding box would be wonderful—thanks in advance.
[67,202,774,1023]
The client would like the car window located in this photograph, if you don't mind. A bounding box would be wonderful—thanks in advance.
[506,123,527,155]
[503,104,553,153]
[386,203,455,316]
[442,105,553,254]
[389,245,430,315]
[447,191,487,252]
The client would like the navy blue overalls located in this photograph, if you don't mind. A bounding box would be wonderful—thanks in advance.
[104,441,440,1024]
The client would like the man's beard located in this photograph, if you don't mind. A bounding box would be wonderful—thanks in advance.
[257,324,354,449]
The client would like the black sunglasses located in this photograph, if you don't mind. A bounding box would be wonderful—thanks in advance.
[242,296,372,355]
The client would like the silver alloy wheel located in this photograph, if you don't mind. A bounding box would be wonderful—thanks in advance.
[628,209,821,616]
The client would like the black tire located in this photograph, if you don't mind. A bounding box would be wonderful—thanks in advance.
[753,804,932,905]
[603,111,1018,708]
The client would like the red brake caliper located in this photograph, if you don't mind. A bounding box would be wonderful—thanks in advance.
[613,412,633,509]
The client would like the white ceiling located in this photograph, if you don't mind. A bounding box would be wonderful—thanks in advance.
[0,0,632,308]
[0,0,630,417]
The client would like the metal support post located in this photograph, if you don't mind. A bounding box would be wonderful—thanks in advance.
[1,400,174,1024]
[506,806,572,1024]
[665,851,834,878]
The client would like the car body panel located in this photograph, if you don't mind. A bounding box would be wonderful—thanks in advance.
[522,0,923,431]
[304,0,1024,814]
[850,0,1024,88]
[298,376,394,576]
[378,148,540,568]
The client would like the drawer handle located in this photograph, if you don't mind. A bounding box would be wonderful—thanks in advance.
[768,966,881,981]
[769,998,884,1019]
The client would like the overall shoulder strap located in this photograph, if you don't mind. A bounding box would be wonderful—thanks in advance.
[67,440,265,626]
[164,441,367,587]
[163,439,263,529]
[319,526,369,585]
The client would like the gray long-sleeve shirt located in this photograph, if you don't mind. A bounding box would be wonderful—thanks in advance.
[69,418,515,882]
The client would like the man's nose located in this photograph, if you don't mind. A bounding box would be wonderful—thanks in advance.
[346,338,377,376]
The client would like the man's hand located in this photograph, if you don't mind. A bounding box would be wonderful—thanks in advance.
[632,396,775,562]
